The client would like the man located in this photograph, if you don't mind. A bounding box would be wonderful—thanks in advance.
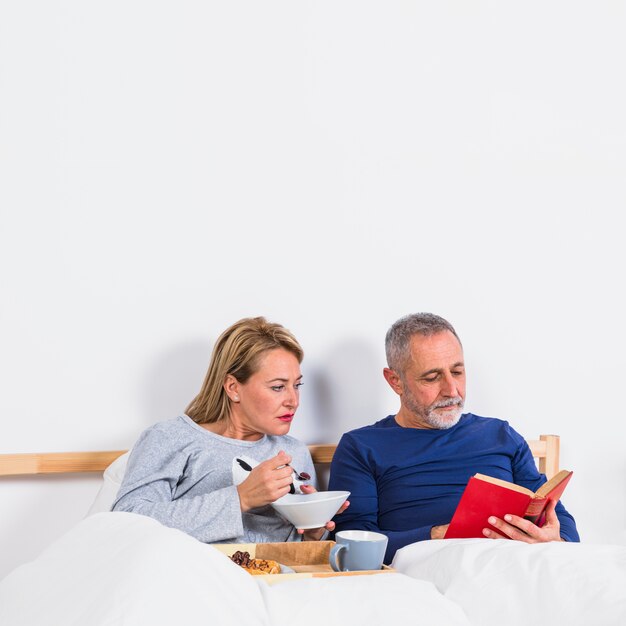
[328,313,579,563]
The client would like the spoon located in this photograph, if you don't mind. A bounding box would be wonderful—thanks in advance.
[286,465,311,494]
[290,466,311,481]
[283,465,311,494]
[236,458,310,494]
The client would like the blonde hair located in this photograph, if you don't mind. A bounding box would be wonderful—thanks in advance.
[186,317,304,424]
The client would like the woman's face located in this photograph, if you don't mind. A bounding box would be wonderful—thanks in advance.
[228,348,302,440]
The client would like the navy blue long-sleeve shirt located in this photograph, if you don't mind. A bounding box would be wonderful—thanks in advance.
[328,413,579,563]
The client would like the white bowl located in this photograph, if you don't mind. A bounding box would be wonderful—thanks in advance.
[271,490,350,529]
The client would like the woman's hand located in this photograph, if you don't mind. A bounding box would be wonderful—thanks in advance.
[297,484,351,541]
[482,499,563,542]
[237,451,294,512]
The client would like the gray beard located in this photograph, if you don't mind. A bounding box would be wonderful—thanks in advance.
[401,382,465,430]
[424,402,463,429]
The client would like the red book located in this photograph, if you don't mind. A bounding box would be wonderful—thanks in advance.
[445,469,573,539]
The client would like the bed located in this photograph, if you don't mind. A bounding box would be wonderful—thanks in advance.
[1,436,625,626]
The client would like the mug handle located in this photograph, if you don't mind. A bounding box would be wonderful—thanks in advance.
[329,543,348,572]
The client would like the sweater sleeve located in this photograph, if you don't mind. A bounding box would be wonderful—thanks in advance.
[111,427,244,543]
[328,433,434,564]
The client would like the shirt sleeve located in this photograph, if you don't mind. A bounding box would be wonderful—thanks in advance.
[111,426,245,543]
[328,433,434,564]
[510,434,580,542]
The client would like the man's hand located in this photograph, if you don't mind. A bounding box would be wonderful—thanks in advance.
[431,524,449,539]
[482,499,563,542]
[236,451,294,512]
[297,484,351,541]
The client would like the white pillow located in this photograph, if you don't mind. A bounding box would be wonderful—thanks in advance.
[85,452,130,516]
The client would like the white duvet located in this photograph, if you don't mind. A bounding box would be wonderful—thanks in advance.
[2,512,624,626]
[0,512,467,626]
[392,537,626,626]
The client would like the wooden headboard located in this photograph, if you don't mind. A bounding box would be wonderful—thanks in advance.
[0,434,560,479]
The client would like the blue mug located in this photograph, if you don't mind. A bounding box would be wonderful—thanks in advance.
[329,530,388,572]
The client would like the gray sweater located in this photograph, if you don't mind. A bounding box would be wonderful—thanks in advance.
[111,414,317,544]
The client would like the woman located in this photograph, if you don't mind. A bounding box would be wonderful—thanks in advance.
[112,317,345,544]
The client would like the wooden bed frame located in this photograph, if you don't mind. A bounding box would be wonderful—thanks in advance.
[0,434,560,479]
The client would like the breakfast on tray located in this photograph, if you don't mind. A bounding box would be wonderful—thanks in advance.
[229,550,281,575]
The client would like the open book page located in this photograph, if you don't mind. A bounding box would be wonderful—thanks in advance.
[535,470,573,499]
[473,474,536,497]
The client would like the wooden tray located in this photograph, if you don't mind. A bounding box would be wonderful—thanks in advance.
[212,541,394,584]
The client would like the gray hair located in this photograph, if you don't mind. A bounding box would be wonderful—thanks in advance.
[385,313,461,372]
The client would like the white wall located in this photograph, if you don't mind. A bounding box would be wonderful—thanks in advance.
[1,1,625,581]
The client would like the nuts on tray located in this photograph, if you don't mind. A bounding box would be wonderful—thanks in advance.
[230,550,280,575]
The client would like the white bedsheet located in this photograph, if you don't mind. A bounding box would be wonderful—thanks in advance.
[0,513,468,626]
[6,512,621,626]
[256,573,469,626]
[392,538,626,626]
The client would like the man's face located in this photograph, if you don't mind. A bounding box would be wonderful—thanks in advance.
[392,331,466,429]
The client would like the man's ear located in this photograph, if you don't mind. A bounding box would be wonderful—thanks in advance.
[383,367,403,395]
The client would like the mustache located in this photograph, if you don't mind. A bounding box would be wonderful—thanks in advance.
[431,398,464,410]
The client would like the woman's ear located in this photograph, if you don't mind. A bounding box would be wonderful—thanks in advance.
[223,375,241,402]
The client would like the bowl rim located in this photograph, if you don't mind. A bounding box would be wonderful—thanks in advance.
[272,490,350,507]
